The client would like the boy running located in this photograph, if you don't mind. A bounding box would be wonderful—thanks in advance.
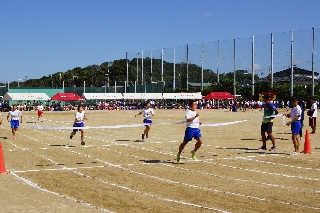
[177,100,203,162]
[260,94,279,151]
[70,105,87,145]
[135,102,154,140]
[7,104,22,139]
[285,97,302,155]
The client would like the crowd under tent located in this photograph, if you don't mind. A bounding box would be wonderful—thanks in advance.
[3,92,50,101]
[81,93,124,100]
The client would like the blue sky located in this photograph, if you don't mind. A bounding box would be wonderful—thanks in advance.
[0,0,319,83]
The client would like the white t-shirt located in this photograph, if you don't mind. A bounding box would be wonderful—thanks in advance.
[75,111,85,123]
[185,110,199,128]
[8,110,22,121]
[311,103,317,117]
[37,105,44,111]
[289,105,301,121]
[141,108,154,120]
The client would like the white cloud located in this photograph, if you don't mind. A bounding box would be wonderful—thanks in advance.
[204,12,211,17]
[247,63,262,71]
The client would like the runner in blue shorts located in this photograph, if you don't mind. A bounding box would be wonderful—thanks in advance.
[70,105,88,145]
[7,104,22,140]
[135,102,154,140]
[177,100,203,162]
[285,96,302,155]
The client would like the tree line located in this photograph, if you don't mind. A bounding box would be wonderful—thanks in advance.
[4,58,319,102]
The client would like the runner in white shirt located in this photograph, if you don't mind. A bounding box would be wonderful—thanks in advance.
[177,100,203,162]
[135,102,154,140]
[70,105,88,145]
[37,102,45,122]
[7,104,22,139]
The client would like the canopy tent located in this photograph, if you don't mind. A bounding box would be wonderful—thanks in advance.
[162,92,202,100]
[3,92,50,101]
[203,92,234,100]
[123,93,163,100]
[82,93,123,100]
[51,93,82,101]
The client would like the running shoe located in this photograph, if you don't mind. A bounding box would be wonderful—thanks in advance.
[259,146,267,150]
[146,133,148,138]
[269,146,277,151]
[81,141,85,145]
[142,134,145,140]
[310,131,316,134]
[291,151,300,155]
[299,137,303,141]
[177,154,181,162]
[70,134,73,139]
[191,150,197,160]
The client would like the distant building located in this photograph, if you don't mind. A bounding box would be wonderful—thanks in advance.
[260,66,318,85]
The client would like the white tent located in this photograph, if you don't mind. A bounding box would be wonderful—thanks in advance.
[82,93,123,100]
[123,93,163,100]
[162,92,202,100]
[3,92,50,101]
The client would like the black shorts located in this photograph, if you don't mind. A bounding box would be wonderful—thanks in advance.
[309,117,316,126]
[261,122,273,133]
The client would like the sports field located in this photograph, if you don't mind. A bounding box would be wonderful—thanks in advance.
[0,108,319,213]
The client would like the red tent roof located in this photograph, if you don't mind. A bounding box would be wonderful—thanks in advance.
[203,92,234,100]
[51,93,82,101]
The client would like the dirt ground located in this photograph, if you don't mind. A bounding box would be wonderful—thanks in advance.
[0,108,319,213]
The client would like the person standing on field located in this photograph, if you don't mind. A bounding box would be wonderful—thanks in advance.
[309,96,317,134]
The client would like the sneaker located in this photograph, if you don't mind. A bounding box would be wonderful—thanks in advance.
[81,141,85,145]
[146,133,148,138]
[70,134,73,139]
[269,146,277,151]
[259,146,267,150]
[291,151,300,155]
[310,131,316,134]
[299,137,303,141]
[177,154,181,162]
[191,150,197,160]
[142,134,145,140]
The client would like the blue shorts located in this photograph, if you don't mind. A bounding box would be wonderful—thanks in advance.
[184,127,202,142]
[143,119,152,126]
[10,120,20,129]
[73,122,84,132]
[291,121,301,135]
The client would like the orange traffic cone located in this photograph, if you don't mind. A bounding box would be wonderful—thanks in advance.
[0,142,9,174]
[302,130,312,154]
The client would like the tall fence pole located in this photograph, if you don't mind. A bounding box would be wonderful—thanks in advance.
[271,33,274,89]
[136,52,139,84]
[217,40,220,83]
[186,44,189,90]
[233,38,236,96]
[251,36,255,97]
[150,50,153,82]
[142,51,144,85]
[290,30,294,97]
[173,47,176,91]
[312,27,315,96]
[201,42,204,91]
[126,52,128,84]
[161,48,164,82]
